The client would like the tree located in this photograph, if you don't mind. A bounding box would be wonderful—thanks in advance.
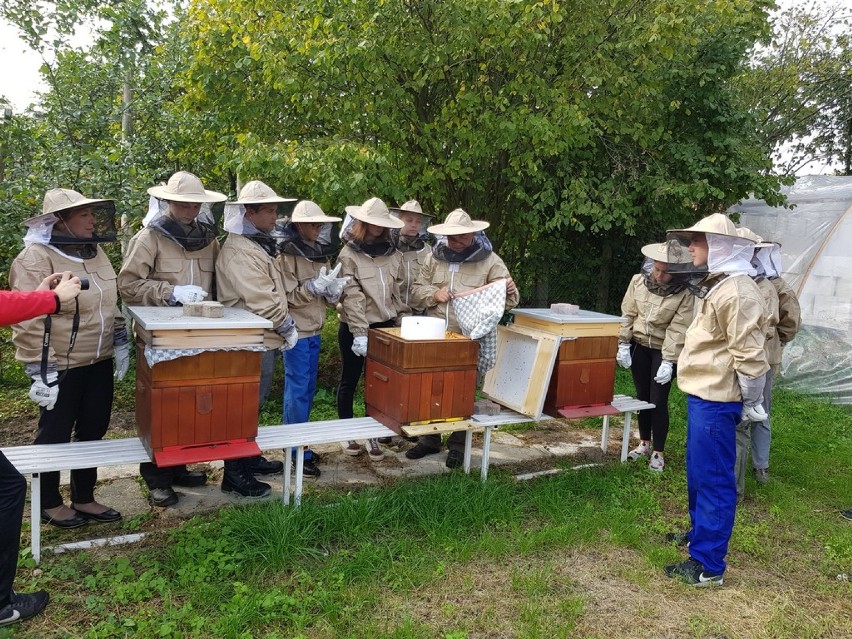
[180,0,786,310]
[741,2,852,175]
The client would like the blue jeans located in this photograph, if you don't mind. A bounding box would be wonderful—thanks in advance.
[686,394,740,575]
[283,335,320,424]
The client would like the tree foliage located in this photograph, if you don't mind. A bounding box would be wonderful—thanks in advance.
[741,2,852,176]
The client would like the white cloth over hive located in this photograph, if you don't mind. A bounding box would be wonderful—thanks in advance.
[451,279,507,374]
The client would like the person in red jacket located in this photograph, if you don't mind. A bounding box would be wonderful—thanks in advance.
[0,271,81,628]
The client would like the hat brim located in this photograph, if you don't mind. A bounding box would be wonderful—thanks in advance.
[427,220,489,235]
[49,196,114,216]
[292,214,342,223]
[348,207,404,229]
[640,243,670,262]
[23,212,59,227]
[148,185,227,203]
[233,196,298,205]
[389,207,426,216]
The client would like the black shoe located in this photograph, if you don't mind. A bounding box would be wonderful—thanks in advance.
[446,449,464,469]
[41,510,88,529]
[0,590,49,627]
[72,507,122,523]
[665,531,690,546]
[841,509,852,521]
[303,460,321,478]
[403,436,419,443]
[405,442,441,460]
[664,557,723,587]
[149,487,179,507]
[221,461,272,498]
[246,455,284,475]
[173,471,207,487]
[378,437,393,444]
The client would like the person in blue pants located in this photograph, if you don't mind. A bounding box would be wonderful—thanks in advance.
[279,200,347,476]
[664,213,769,586]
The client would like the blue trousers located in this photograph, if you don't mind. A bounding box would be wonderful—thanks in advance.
[283,335,320,424]
[686,394,740,575]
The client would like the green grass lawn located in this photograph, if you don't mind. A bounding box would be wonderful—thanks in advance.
[3,367,850,639]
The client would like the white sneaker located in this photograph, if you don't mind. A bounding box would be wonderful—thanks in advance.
[341,441,363,456]
[627,443,651,461]
[649,452,665,472]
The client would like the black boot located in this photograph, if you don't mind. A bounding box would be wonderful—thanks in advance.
[221,459,272,498]
[246,455,284,475]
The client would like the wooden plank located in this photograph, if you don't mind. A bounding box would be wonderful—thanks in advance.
[151,335,263,348]
[210,384,230,442]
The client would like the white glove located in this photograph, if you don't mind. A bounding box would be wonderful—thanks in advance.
[616,342,632,368]
[351,335,368,357]
[114,343,131,381]
[737,371,768,422]
[29,372,59,411]
[742,403,769,423]
[172,285,208,305]
[307,263,342,295]
[654,360,674,385]
[275,315,299,351]
[324,275,351,300]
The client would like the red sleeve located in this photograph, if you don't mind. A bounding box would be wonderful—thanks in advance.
[0,290,59,326]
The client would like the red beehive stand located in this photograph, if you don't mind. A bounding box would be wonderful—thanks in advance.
[364,327,478,434]
[129,306,272,466]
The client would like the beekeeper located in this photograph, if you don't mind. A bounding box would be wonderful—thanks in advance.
[278,199,347,478]
[735,229,800,490]
[335,197,406,462]
[407,208,519,468]
[663,213,768,587]
[10,188,127,528]
[617,242,694,473]
[117,171,225,508]
[216,180,300,496]
[389,200,433,313]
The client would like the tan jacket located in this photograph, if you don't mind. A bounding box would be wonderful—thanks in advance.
[280,253,333,338]
[411,251,520,334]
[772,277,801,346]
[755,277,781,367]
[336,247,404,337]
[10,244,121,369]
[399,244,430,312]
[677,273,769,402]
[118,227,219,306]
[216,234,288,349]
[619,274,694,362]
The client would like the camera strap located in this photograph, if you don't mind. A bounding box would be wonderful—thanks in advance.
[40,298,81,387]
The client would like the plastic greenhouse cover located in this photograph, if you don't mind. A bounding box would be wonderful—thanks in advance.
[728,176,852,404]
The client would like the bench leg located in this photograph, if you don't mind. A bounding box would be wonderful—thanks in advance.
[480,426,493,482]
[463,431,472,474]
[601,415,610,454]
[621,412,633,463]
[294,446,304,507]
[31,473,41,565]
[283,451,292,506]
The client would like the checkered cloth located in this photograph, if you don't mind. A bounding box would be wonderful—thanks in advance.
[144,345,268,368]
[451,279,507,374]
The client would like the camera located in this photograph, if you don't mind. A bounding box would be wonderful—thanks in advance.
[79,277,90,291]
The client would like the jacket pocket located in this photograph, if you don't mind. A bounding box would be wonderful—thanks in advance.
[155,257,184,274]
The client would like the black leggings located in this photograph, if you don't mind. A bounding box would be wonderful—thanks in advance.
[34,358,114,508]
[0,451,26,607]
[336,320,395,420]
[628,341,674,453]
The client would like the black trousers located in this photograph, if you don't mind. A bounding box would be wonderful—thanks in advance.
[336,320,394,420]
[34,358,113,509]
[0,451,26,608]
[628,341,674,452]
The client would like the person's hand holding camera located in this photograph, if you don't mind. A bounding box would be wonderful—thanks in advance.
[37,271,83,305]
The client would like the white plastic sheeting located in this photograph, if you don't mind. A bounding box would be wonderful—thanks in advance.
[729,176,852,404]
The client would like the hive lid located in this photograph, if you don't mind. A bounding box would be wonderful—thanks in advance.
[127,306,273,330]
[511,308,625,324]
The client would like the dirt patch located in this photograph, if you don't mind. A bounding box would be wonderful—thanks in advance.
[0,408,137,446]
[372,548,852,639]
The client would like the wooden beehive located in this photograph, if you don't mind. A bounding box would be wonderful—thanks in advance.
[365,328,478,434]
[129,306,272,466]
[543,335,618,415]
